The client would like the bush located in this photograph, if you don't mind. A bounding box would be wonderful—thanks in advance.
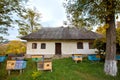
[31,70,41,80]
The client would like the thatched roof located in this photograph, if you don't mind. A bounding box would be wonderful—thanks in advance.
[21,27,103,40]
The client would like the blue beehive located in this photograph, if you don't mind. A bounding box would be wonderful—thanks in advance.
[14,60,27,69]
[14,61,23,69]
[88,54,100,61]
[116,55,120,60]
[0,56,7,62]
[22,61,27,69]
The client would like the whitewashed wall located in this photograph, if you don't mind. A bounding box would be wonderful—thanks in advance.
[26,41,97,55]
[62,42,97,54]
[27,41,55,55]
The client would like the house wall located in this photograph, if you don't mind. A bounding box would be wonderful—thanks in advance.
[26,40,97,56]
[62,42,96,54]
[27,41,55,55]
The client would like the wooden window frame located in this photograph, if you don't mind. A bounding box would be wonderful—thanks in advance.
[77,42,83,49]
[41,43,46,49]
[32,43,37,49]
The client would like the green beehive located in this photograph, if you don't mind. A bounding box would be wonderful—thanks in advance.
[31,55,44,62]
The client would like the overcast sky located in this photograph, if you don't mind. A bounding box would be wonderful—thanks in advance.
[6,0,67,40]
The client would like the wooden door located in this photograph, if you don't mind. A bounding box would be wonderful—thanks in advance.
[55,43,61,55]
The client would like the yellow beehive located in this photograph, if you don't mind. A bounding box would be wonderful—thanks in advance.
[31,55,43,58]
[72,54,83,63]
[6,60,16,70]
[74,57,82,61]
[43,61,52,71]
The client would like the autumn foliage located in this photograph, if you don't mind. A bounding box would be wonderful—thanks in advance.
[0,40,26,54]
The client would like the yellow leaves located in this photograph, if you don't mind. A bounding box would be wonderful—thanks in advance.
[6,40,26,54]
[96,24,109,35]
[104,24,109,29]
[116,27,120,45]
[0,44,7,55]
[32,71,41,79]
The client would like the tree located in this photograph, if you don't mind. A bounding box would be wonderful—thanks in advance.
[116,21,120,28]
[6,40,26,54]
[116,28,120,45]
[17,8,41,36]
[96,25,109,35]
[95,25,107,53]
[64,0,120,76]
[0,36,8,44]
[0,0,27,37]
[95,25,120,54]
[0,44,7,55]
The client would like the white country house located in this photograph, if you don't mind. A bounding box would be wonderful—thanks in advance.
[21,27,102,57]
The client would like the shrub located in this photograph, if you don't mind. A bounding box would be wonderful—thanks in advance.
[31,70,41,80]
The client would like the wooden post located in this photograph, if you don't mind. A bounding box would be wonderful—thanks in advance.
[75,60,77,64]
[20,69,22,74]
[8,70,11,75]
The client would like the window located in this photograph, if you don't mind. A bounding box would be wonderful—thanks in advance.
[32,43,37,49]
[77,42,83,49]
[89,42,94,49]
[41,43,46,49]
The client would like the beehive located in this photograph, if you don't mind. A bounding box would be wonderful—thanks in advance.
[6,60,27,70]
[116,55,120,60]
[88,54,100,61]
[31,55,44,62]
[6,60,27,75]
[6,60,16,70]
[37,60,52,72]
[37,62,44,70]
[0,56,7,62]
[43,61,52,70]
[14,61,27,69]
[31,55,43,58]
[72,54,82,63]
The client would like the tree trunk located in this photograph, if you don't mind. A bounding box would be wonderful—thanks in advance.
[104,13,117,76]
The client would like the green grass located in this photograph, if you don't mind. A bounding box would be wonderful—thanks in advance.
[0,58,120,80]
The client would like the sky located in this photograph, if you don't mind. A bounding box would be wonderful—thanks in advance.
[4,0,120,40]
[5,0,67,40]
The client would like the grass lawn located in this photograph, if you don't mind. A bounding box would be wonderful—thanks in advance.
[0,58,120,80]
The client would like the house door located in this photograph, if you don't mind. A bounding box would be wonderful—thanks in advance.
[55,43,61,55]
